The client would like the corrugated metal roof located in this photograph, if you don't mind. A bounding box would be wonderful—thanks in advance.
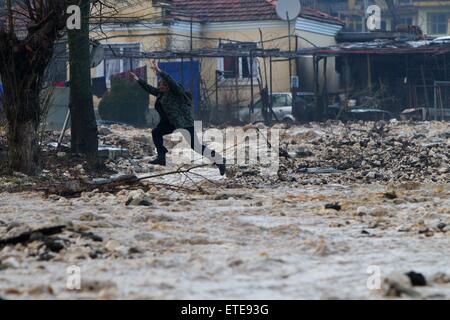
[296,18,343,36]
[296,39,450,56]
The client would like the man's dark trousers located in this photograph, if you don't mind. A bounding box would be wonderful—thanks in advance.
[152,121,220,162]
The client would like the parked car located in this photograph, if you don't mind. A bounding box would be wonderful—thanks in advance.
[432,36,450,43]
[326,99,397,121]
[340,108,396,121]
[238,93,295,124]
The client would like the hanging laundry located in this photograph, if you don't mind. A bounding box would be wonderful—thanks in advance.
[112,66,147,82]
[51,82,67,88]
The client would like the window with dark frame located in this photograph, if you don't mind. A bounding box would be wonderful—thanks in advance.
[428,13,450,35]
[220,42,257,80]
[102,43,141,86]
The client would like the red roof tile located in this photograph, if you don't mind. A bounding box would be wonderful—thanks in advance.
[170,0,343,25]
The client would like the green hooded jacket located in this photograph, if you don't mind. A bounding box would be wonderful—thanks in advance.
[138,70,194,129]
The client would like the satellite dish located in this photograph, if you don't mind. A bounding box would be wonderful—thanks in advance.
[90,42,104,69]
[276,0,301,21]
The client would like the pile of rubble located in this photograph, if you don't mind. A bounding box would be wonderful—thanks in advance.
[98,125,155,158]
[293,122,450,183]
[0,121,448,194]
[228,121,449,188]
[287,120,450,184]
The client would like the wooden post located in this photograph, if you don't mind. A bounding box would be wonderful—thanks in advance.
[215,70,219,112]
[337,56,350,121]
[235,56,239,120]
[288,16,292,89]
[250,49,254,113]
[322,57,328,120]
[313,55,320,121]
[367,54,372,92]
[421,64,430,108]
[190,16,194,111]
[269,55,273,125]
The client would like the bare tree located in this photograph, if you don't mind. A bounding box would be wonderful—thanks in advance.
[0,0,68,174]
[384,0,399,31]
[0,0,143,174]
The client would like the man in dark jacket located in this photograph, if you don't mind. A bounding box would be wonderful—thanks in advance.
[131,60,226,176]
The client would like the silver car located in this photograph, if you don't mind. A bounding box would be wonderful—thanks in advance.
[239,93,295,124]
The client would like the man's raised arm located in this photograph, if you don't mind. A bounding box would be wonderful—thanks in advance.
[131,72,160,97]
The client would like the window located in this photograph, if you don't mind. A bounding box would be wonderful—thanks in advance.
[241,56,254,78]
[398,17,413,26]
[219,42,258,81]
[223,56,238,79]
[97,43,141,87]
[273,95,290,107]
[427,13,450,35]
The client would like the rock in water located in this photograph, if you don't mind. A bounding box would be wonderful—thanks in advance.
[383,191,397,200]
[0,257,20,270]
[405,271,427,286]
[325,203,342,211]
[125,189,152,206]
[382,272,420,298]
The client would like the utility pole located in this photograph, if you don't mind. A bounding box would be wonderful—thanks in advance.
[190,15,194,113]
[287,11,292,90]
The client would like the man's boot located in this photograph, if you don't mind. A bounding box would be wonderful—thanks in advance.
[211,151,227,176]
[216,158,227,176]
[210,150,226,176]
[149,153,166,166]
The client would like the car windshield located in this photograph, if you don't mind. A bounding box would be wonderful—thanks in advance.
[251,94,290,109]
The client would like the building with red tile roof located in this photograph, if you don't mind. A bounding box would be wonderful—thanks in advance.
[169,0,343,25]
[91,1,344,118]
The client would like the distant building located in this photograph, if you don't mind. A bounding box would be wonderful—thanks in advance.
[315,0,450,37]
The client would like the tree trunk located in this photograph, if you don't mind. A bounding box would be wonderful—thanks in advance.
[7,118,39,175]
[1,43,43,175]
[3,83,41,175]
[68,0,98,159]
[0,0,67,176]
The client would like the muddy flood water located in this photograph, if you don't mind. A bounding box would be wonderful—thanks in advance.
[0,121,449,299]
